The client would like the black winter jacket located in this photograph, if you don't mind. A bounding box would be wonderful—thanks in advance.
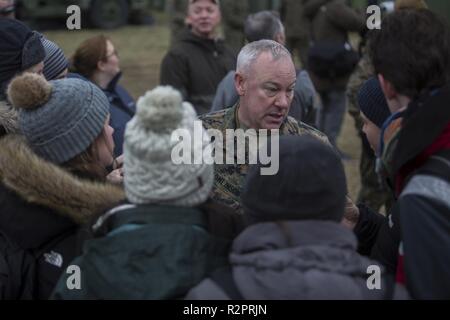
[160,30,236,115]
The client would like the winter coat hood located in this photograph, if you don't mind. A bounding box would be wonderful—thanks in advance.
[229,221,386,299]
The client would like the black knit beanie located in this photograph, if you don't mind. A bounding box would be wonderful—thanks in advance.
[358,77,392,128]
[0,19,45,98]
[241,135,348,224]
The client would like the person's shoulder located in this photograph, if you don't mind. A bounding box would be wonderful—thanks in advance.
[284,116,330,144]
[199,109,229,129]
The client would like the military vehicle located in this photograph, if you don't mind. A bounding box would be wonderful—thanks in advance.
[16,0,156,29]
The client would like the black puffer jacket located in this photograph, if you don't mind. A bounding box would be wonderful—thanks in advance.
[160,29,236,115]
[0,135,124,299]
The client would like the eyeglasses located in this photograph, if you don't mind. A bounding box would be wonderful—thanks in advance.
[105,49,119,59]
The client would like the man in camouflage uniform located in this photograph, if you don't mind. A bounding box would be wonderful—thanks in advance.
[200,40,328,213]
[346,46,392,211]
[220,0,249,55]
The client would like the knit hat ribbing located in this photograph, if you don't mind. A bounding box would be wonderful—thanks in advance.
[358,77,391,128]
[124,86,214,207]
[41,37,69,80]
[7,73,109,164]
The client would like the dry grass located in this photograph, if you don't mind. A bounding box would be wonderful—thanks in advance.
[43,24,362,199]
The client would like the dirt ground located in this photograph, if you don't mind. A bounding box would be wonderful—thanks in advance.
[43,24,362,200]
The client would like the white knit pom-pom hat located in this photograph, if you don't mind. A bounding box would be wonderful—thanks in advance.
[124,86,214,207]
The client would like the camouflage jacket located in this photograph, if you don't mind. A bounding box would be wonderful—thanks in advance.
[200,104,329,214]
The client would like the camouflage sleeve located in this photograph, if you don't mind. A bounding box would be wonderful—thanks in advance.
[346,51,374,119]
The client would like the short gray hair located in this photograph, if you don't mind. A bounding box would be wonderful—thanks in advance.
[236,40,292,75]
[244,10,284,43]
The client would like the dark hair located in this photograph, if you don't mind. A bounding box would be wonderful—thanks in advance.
[71,35,110,79]
[369,9,450,99]
[244,11,283,43]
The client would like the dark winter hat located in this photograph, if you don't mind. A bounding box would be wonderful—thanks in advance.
[41,37,69,80]
[7,73,109,164]
[358,77,392,128]
[0,19,45,98]
[241,135,348,224]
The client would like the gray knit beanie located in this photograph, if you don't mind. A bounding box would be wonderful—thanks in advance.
[7,73,109,164]
[124,86,214,207]
[41,36,69,81]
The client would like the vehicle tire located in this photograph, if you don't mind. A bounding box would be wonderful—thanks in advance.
[89,0,129,29]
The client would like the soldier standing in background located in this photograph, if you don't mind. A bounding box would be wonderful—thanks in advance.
[280,0,310,67]
[168,0,189,46]
[220,0,249,55]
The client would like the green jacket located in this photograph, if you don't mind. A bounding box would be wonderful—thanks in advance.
[200,104,329,214]
[220,0,249,53]
[51,204,238,300]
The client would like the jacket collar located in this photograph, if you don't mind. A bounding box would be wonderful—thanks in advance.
[105,71,123,92]
[93,203,206,236]
[233,220,357,253]
[392,85,450,174]
[178,29,225,54]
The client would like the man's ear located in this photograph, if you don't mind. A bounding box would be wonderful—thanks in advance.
[378,74,397,100]
[274,32,286,46]
[185,16,191,27]
[235,72,246,96]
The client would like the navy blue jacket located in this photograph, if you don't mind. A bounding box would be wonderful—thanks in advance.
[103,73,135,156]
[68,72,135,156]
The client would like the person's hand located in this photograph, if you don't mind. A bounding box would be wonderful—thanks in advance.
[113,154,124,170]
[107,168,124,185]
[341,196,360,230]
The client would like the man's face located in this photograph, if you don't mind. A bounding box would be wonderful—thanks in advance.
[186,0,221,38]
[236,52,296,130]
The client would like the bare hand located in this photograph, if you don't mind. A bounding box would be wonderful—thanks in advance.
[107,168,124,185]
[113,155,124,170]
[341,196,360,230]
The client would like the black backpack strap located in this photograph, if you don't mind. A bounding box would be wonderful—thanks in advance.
[209,266,243,300]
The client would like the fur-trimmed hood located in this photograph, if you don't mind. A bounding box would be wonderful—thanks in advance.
[0,134,125,225]
[0,99,19,136]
